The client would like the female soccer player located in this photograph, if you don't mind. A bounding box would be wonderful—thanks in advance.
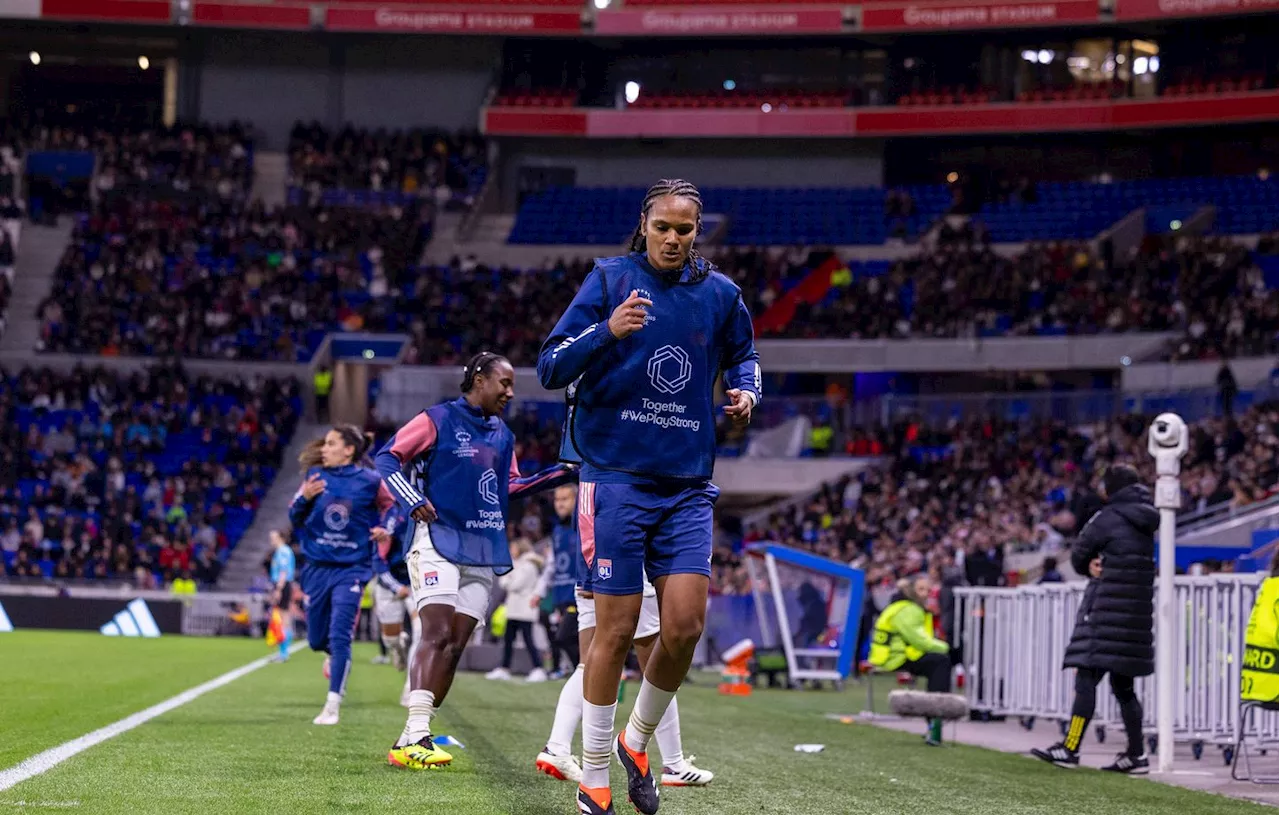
[375,351,574,770]
[289,425,396,725]
[268,528,297,663]
[538,179,759,815]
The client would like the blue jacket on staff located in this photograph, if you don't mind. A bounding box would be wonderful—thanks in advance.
[536,252,760,484]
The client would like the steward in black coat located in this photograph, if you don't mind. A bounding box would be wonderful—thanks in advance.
[1063,482,1160,678]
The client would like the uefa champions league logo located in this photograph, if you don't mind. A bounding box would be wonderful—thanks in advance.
[647,345,693,395]
[478,468,500,505]
[635,289,656,325]
[454,429,478,459]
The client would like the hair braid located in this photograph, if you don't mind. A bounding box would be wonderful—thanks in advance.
[628,178,714,280]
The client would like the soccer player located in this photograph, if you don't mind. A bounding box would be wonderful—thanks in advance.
[535,489,713,787]
[268,529,296,663]
[371,504,418,705]
[538,485,585,675]
[537,179,760,815]
[376,352,574,770]
[289,425,396,725]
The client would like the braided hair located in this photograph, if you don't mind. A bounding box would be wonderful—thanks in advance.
[460,351,509,393]
[628,178,713,281]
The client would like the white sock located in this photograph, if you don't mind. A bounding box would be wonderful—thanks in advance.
[382,634,400,652]
[546,664,584,756]
[581,700,616,789]
[326,691,343,706]
[402,689,436,745]
[653,697,683,771]
[623,679,676,754]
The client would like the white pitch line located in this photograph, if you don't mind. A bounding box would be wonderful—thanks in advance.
[0,643,306,792]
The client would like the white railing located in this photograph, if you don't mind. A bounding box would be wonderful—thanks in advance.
[955,575,1277,758]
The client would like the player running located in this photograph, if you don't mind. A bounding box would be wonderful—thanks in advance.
[538,178,760,815]
[375,352,574,770]
[535,490,713,788]
[289,425,396,726]
[268,529,296,662]
[371,503,418,706]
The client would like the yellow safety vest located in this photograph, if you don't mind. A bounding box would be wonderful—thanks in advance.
[1242,576,1278,705]
[361,581,374,610]
[868,599,935,671]
[314,370,333,396]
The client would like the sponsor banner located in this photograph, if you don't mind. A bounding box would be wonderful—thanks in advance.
[0,594,183,634]
[588,108,855,138]
[856,91,1278,136]
[193,1,313,29]
[594,7,844,35]
[1113,0,1277,18]
[483,108,588,136]
[483,92,1277,139]
[325,5,583,33]
[41,0,171,22]
[861,0,1096,31]
[0,0,40,20]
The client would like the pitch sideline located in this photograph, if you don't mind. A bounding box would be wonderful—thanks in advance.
[0,642,306,792]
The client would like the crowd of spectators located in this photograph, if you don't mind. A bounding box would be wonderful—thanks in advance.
[287,122,488,209]
[0,363,302,588]
[0,198,21,340]
[37,196,432,361]
[711,403,1278,596]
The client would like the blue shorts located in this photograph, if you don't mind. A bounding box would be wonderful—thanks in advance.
[578,480,719,596]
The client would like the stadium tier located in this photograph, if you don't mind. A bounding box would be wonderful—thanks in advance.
[509,185,951,245]
[0,365,302,584]
[511,175,1278,246]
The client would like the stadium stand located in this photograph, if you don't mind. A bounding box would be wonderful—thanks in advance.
[286,123,488,210]
[0,364,302,586]
[36,196,432,361]
[510,175,1278,246]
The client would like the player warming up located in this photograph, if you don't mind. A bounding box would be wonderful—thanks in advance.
[289,425,396,725]
[371,503,418,705]
[268,529,296,662]
[376,352,574,770]
[535,490,714,788]
[537,179,760,815]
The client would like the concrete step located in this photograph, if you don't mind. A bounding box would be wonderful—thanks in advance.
[2,219,72,353]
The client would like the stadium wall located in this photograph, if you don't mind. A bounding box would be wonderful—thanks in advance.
[187,31,500,148]
[497,138,885,205]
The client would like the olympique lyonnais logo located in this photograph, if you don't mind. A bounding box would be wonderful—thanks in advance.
[597,559,613,580]
[423,571,439,587]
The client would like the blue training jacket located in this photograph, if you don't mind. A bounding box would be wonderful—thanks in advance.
[537,252,761,483]
[288,464,395,568]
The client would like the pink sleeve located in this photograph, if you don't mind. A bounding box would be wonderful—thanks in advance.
[389,413,437,462]
[509,450,522,482]
[375,481,396,514]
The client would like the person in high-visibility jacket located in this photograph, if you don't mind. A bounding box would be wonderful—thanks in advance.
[1242,555,1279,709]
[313,365,333,422]
[869,573,951,744]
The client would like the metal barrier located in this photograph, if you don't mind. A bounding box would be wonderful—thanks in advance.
[956,575,1278,762]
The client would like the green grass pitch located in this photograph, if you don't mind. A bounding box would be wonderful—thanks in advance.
[0,631,1263,814]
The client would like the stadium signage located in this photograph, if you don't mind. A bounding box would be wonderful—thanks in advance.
[861,0,1097,30]
[324,5,584,33]
[39,0,171,23]
[484,91,1278,138]
[1113,0,1277,19]
[594,8,845,35]
[0,594,183,634]
[192,1,312,29]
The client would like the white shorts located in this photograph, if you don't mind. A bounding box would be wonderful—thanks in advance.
[405,524,495,622]
[372,581,415,626]
[577,589,661,640]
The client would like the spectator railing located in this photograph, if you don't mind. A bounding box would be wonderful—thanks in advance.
[1178,495,1280,533]
[955,575,1277,759]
